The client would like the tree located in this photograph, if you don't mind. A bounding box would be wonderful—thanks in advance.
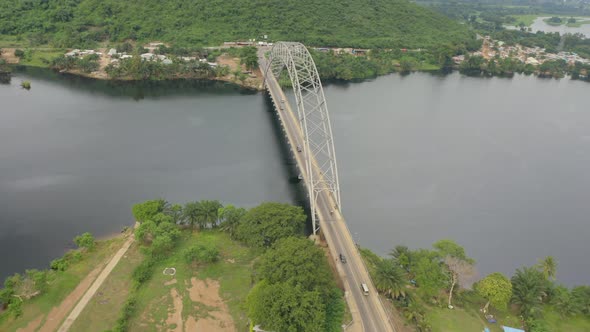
[183,200,223,230]
[166,204,184,224]
[255,237,334,292]
[511,267,546,318]
[218,204,246,239]
[196,199,223,228]
[247,281,326,332]
[149,234,173,259]
[132,199,166,223]
[183,201,201,230]
[374,259,407,299]
[73,232,95,250]
[536,256,557,281]
[235,202,306,248]
[550,285,580,317]
[151,212,174,225]
[413,256,448,299]
[476,272,512,310]
[239,46,259,70]
[443,255,476,308]
[135,220,157,244]
[433,239,473,263]
[571,285,590,315]
[389,245,411,270]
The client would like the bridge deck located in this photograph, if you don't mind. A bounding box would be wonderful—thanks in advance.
[259,47,396,332]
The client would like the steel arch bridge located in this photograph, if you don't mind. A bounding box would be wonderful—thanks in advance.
[263,42,341,234]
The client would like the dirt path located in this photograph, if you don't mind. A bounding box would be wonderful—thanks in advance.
[187,278,235,332]
[0,48,19,64]
[16,314,43,332]
[56,234,135,332]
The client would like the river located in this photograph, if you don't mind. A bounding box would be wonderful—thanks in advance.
[507,16,590,37]
[1,69,589,285]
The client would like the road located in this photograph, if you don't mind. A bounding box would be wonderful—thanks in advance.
[258,47,396,332]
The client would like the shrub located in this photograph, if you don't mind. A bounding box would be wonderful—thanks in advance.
[50,250,83,271]
[183,244,219,265]
[7,300,23,317]
[74,232,95,250]
[149,235,173,259]
[114,295,137,332]
[50,257,69,271]
[14,49,24,58]
[132,259,155,286]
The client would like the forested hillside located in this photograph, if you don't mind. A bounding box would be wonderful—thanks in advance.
[0,0,474,49]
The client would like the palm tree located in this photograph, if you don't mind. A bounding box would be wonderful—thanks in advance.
[373,259,407,299]
[551,285,580,317]
[183,201,201,231]
[389,245,409,259]
[511,267,546,318]
[389,245,411,271]
[537,256,557,281]
[196,200,223,228]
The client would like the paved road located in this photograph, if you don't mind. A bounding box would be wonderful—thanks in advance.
[259,47,395,332]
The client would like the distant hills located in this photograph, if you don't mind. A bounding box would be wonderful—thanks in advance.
[0,0,474,49]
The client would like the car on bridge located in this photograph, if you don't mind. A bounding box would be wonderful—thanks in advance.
[339,253,347,263]
[296,145,302,152]
[361,283,369,296]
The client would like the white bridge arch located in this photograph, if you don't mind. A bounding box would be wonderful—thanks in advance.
[264,42,341,234]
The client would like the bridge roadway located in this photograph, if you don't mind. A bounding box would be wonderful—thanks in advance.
[258,48,396,332]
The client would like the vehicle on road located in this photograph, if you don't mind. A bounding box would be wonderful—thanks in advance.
[296,145,302,152]
[339,253,347,263]
[361,283,369,295]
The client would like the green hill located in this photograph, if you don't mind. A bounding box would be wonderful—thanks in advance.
[0,0,473,49]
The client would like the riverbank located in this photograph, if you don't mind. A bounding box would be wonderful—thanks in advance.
[0,46,265,91]
[0,232,130,331]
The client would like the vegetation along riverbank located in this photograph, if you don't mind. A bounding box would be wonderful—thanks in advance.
[2,199,589,331]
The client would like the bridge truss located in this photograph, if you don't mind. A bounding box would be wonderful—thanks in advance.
[264,42,341,234]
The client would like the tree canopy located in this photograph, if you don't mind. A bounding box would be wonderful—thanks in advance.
[235,202,306,248]
[0,0,474,49]
[255,237,334,292]
[476,272,513,310]
[247,281,326,332]
[132,199,166,223]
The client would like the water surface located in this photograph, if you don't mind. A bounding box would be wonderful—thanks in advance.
[1,69,589,285]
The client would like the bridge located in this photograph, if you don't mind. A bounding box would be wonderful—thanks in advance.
[258,42,396,332]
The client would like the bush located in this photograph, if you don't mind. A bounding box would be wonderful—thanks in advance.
[7,300,23,317]
[132,259,155,286]
[149,235,173,259]
[74,232,95,250]
[14,49,24,58]
[114,295,137,332]
[50,250,83,271]
[183,244,219,265]
[50,257,69,271]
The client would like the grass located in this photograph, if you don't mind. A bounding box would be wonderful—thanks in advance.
[17,49,64,68]
[566,20,590,28]
[508,14,545,26]
[68,241,144,332]
[544,307,590,331]
[127,230,258,332]
[424,301,590,332]
[0,235,127,331]
[0,35,24,48]
[428,307,502,332]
